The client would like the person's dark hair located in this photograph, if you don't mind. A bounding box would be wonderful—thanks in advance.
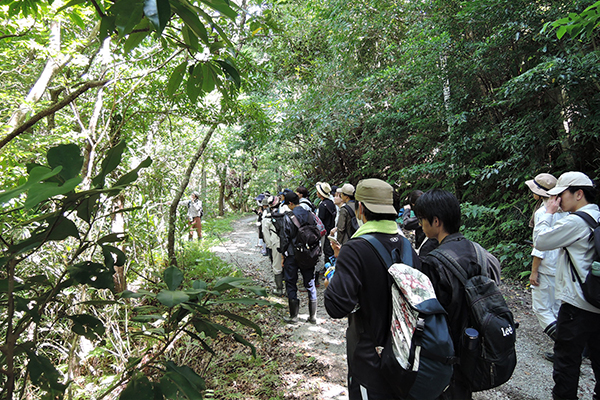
[285,191,300,205]
[296,186,310,199]
[359,202,397,221]
[414,189,461,234]
[344,193,355,201]
[408,190,424,208]
[567,186,597,204]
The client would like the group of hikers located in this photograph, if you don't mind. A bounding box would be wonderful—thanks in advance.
[253,171,600,400]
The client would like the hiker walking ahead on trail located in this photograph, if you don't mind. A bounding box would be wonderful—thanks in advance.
[279,191,319,324]
[533,171,600,400]
[525,173,565,360]
[182,192,203,241]
[316,182,336,271]
[332,183,357,246]
[414,189,511,399]
[262,195,285,297]
[324,179,421,399]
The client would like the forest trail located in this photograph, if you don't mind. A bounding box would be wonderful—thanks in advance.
[211,215,596,399]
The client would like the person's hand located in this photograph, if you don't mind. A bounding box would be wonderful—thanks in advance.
[330,227,337,235]
[529,270,539,286]
[331,240,341,258]
[545,195,561,214]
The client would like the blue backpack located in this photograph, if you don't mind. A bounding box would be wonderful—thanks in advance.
[361,234,456,400]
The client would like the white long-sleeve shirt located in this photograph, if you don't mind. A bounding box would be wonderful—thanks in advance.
[531,202,567,276]
[534,203,600,313]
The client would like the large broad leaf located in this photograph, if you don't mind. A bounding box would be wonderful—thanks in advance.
[119,374,154,399]
[113,157,152,188]
[217,311,262,336]
[163,361,205,400]
[124,29,150,54]
[0,166,62,206]
[186,64,203,102]
[198,0,237,20]
[67,314,106,342]
[144,0,171,35]
[27,351,67,392]
[163,266,184,291]
[172,2,208,44]
[216,59,241,89]
[109,0,145,37]
[201,63,216,93]
[47,143,83,181]
[76,192,101,223]
[92,140,127,188]
[100,15,116,40]
[97,232,128,244]
[68,262,115,290]
[233,333,257,358]
[167,62,187,96]
[157,290,189,308]
[24,177,82,209]
[182,25,199,51]
[102,245,126,268]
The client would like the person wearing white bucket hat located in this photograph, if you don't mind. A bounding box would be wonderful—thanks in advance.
[525,173,566,361]
[533,171,600,400]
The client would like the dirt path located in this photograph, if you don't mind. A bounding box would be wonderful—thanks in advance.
[211,215,596,400]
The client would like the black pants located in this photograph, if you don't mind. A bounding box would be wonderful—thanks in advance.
[283,256,316,301]
[348,375,400,400]
[553,303,600,399]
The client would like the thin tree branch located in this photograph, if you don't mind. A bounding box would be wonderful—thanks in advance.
[0,80,108,152]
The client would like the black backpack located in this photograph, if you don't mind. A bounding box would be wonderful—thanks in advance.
[566,211,600,308]
[343,203,359,238]
[288,212,322,270]
[362,234,456,400]
[428,242,517,392]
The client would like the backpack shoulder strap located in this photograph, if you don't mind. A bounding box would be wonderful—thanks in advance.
[428,248,469,285]
[343,203,356,218]
[471,242,489,277]
[360,234,414,268]
[573,211,600,229]
[288,212,301,229]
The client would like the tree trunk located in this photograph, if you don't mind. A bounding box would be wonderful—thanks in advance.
[217,164,226,216]
[112,194,126,292]
[6,20,62,131]
[167,124,218,266]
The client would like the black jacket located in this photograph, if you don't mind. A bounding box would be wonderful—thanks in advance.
[317,198,336,231]
[324,231,421,392]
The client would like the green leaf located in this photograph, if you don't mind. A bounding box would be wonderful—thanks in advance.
[143,0,171,34]
[27,351,67,392]
[212,298,275,306]
[233,333,256,357]
[163,266,184,291]
[24,176,82,209]
[167,62,187,97]
[92,140,127,188]
[217,311,262,336]
[157,290,189,308]
[0,166,62,206]
[120,374,154,399]
[201,63,215,93]
[102,245,126,268]
[109,0,144,37]
[56,0,87,13]
[182,25,199,51]
[216,59,241,88]
[120,290,148,299]
[68,261,115,290]
[172,2,208,44]
[47,143,83,181]
[163,361,205,400]
[112,157,152,188]
[198,0,237,20]
[124,30,150,54]
[97,233,128,244]
[100,15,116,40]
[76,192,100,223]
[67,314,106,341]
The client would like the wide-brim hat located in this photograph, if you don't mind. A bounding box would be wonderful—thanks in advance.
[547,171,594,195]
[525,173,557,197]
[268,195,279,208]
[355,178,397,214]
[316,182,331,197]
[341,183,355,196]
